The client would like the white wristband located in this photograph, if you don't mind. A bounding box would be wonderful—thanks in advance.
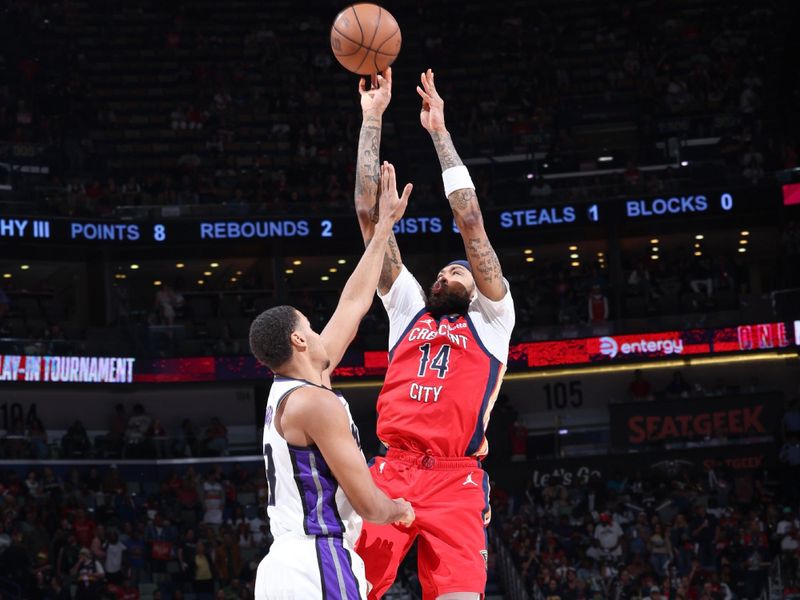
[442,165,475,197]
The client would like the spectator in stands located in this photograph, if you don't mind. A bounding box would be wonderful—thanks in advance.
[174,418,199,457]
[46,575,71,600]
[147,513,176,577]
[61,420,92,458]
[87,527,107,578]
[179,528,198,584]
[148,419,169,458]
[587,284,609,325]
[124,404,152,458]
[124,525,147,584]
[203,417,229,457]
[213,529,243,584]
[784,397,800,441]
[202,469,225,529]
[0,529,32,595]
[103,464,127,497]
[593,512,624,561]
[529,176,553,198]
[689,255,713,301]
[101,404,127,458]
[3,417,29,458]
[25,469,43,498]
[628,262,660,305]
[629,369,654,402]
[153,283,184,328]
[71,547,105,599]
[115,576,140,600]
[26,417,49,459]
[648,522,673,577]
[193,539,216,600]
[665,372,691,399]
[57,532,81,581]
[780,436,800,502]
[73,508,97,549]
[510,419,528,462]
[691,504,718,568]
[103,529,126,585]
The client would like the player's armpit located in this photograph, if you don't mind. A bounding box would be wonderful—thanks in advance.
[459,217,506,302]
[293,388,403,525]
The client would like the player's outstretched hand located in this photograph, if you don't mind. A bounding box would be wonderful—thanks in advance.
[391,497,415,527]
[377,161,412,225]
[359,67,392,116]
[416,68,446,133]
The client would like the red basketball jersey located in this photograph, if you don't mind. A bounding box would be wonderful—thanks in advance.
[376,267,515,458]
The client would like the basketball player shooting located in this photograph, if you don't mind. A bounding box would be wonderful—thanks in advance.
[353,69,516,599]
[251,163,415,600]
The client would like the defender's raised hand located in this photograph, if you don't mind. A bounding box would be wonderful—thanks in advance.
[416,68,446,133]
[359,67,393,116]
[376,161,412,226]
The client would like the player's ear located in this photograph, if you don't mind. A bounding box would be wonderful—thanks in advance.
[290,330,307,350]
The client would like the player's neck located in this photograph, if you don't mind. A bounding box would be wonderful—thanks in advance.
[275,360,324,387]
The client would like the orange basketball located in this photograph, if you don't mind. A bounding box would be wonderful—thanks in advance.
[330,3,401,75]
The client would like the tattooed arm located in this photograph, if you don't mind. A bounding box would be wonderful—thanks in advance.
[417,69,506,301]
[354,67,404,294]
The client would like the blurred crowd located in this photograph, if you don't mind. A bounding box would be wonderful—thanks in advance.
[0,0,795,218]
[494,454,798,600]
[0,461,268,600]
[1,403,230,461]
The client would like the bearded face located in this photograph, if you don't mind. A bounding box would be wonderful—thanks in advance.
[426,279,471,319]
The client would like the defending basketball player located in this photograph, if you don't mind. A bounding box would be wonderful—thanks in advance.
[252,162,415,600]
[353,69,515,599]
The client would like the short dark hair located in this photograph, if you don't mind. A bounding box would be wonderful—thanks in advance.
[249,305,299,370]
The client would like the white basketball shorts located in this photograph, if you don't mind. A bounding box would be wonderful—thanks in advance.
[255,533,367,600]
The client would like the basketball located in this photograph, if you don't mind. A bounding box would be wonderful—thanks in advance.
[330,3,402,75]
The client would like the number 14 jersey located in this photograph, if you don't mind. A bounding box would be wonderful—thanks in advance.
[376,267,515,458]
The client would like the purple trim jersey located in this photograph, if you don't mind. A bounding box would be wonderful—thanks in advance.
[263,377,363,548]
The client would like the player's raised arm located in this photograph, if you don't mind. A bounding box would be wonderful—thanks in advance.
[417,69,506,301]
[321,162,412,377]
[354,67,404,294]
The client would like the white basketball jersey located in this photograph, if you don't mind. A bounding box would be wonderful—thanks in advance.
[262,376,363,548]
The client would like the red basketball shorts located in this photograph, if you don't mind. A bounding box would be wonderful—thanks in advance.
[355,448,491,599]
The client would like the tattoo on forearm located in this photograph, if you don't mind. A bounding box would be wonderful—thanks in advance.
[430,131,463,171]
[466,237,502,284]
[355,120,381,202]
[368,205,379,225]
[449,188,477,214]
[378,235,402,290]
